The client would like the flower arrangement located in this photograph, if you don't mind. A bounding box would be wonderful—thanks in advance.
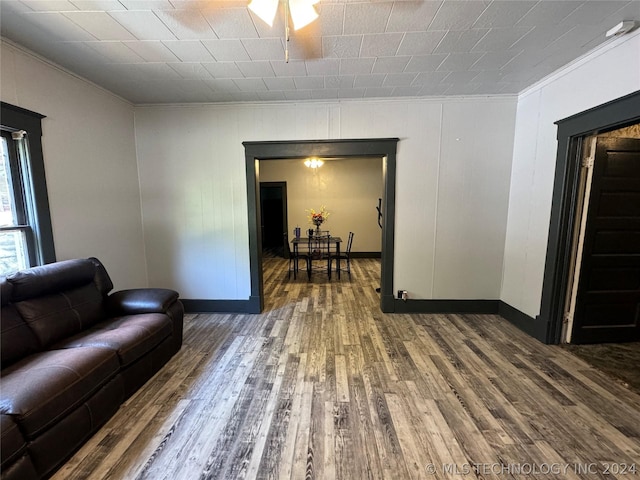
[307,205,330,227]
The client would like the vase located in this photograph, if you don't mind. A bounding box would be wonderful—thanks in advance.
[315,225,321,236]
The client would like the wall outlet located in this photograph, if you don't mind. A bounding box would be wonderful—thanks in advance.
[397,290,408,300]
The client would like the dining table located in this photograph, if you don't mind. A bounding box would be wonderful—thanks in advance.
[291,236,342,277]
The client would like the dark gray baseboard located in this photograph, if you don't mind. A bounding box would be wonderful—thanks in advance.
[181,298,260,314]
[350,252,381,258]
[393,299,500,314]
[498,301,548,343]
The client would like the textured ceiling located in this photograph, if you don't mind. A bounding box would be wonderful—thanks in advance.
[1,0,638,104]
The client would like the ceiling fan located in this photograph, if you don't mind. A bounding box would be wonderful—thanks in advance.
[248,0,320,61]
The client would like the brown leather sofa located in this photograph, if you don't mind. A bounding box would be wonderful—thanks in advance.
[0,258,184,480]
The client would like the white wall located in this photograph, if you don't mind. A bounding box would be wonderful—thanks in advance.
[0,40,147,289]
[259,157,383,252]
[135,97,516,301]
[501,31,640,318]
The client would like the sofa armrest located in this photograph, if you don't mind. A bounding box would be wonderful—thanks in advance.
[106,288,179,315]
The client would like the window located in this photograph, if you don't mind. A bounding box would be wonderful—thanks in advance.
[0,102,55,276]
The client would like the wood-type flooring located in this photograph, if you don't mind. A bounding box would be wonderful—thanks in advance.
[53,257,640,479]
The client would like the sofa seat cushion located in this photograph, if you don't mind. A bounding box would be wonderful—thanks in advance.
[1,414,27,469]
[54,314,173,367]
[0,347,119,438]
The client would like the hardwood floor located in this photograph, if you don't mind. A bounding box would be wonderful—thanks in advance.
[53,258,640,479]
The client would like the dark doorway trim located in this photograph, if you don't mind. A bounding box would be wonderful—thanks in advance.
[244,138,399,313]
[538,90,640,344]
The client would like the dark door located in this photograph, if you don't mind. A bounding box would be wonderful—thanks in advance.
[260,182,288,257]
[571,137,640,343]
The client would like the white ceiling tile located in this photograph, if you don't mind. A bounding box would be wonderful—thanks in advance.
[233,77,267,91]
[516,1,582,27]
[285,36,323,61]
[263,77,296,90]
[447,83,481,94]
[419,84,452,96]
[83,41,146,62]
[404,54,447,72]
[163,40,215,61]
[109,11,176,40]
[20,12,97,41]
[202,62,243,78]
[383,72,417,86]
[325,75,354,89]
[340,58,375,75]
[310,89,338,100]
[203,78,240,91]
[472,27,532,52]
[433,29,488,53]
[441,70,479,84]
[470,50,521,70]
[202,39,250,61]
[428,1,491,30]
[322,35,362,58]
[202,8,258,39]
[372,56,410,74]
[437,52,484,71]
[509,25,572,51]
[284,90,313,101]
[471,1,537,28]
[338,87,365,98]
[154,9,218,40]
[363,86,395,98]
[294,76,324,89]
[397,31,447,55]
[63,11,137,40]
[344,3,393,35]
[354,74,386,88]
[231,91,261,101]
[560,1,631,26]
[472,70,506,83]
[360,33,403,57]
[271,60,308,77]
[132,62,182,79]
[242,38,285,61]
[386,1,442,32]
[236,61,275,77]
[20,0,79,11]
[318,4,345,36]
[305,58,340,76]
[412,70,449,85]
[123,40,180,61]
[70,1,126,10]
[168,62,214,78]
[392,86,422,96]
[257,91,287,101]
[1,1,33,14]
[118,0,175,9]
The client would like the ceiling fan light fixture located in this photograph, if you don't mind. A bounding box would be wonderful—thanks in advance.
[289,0,319,30]
[248,0,279,26]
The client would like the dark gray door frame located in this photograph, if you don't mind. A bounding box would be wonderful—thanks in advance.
[244,138,399,313]
[538,90,640,344]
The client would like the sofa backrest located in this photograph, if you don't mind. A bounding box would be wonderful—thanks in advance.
[2,258,115,363]
[1,279,40,368]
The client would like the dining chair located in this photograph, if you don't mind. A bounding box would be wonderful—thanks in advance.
[330,231,354,279]
[308,232,331,280]
[283,232,308,280]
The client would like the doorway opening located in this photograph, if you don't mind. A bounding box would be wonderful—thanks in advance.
[562,130,640,344]
[539,91,640,344]
[244,138,399,314]
[260,182,288,258]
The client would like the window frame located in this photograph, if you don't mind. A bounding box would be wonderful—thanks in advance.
[1,102,55,270]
